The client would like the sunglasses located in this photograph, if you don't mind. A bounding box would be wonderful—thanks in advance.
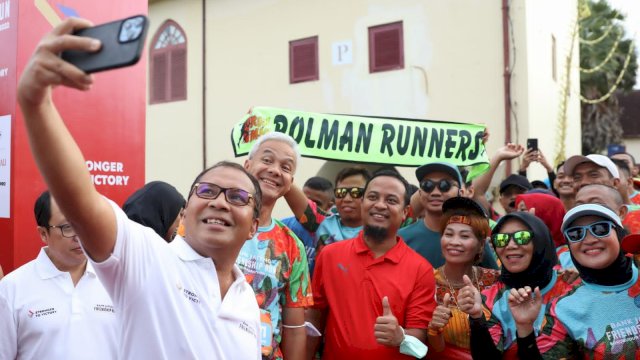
[491,230,533,248]
[191,182,254,206]
[563,221,614,243]
[420,179,458,194]
[334,187,365,199]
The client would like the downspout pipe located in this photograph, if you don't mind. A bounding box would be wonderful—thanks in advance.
[502,0,512,175]
[202,0,207,169]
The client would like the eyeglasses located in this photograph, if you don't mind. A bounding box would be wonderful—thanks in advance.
[48,223,77,238]
[191,182,254,206]
[420,179,458,194]
[334,187,365,199]
[563,221,613,243]
[491,230,533,248]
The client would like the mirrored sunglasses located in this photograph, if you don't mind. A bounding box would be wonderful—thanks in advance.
[491,230,533,248]
[334,187,365,199]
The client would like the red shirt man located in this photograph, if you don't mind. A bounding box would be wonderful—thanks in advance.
[307,170,436,359]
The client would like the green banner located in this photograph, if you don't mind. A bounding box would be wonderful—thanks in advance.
[231,107,489,179]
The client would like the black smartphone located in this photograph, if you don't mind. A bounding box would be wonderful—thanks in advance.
[527,138,538,151]
[61,15,148,74]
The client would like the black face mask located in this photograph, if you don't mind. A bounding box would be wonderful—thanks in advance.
[493,212,558,290]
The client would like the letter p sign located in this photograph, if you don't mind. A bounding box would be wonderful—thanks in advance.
[332,40,353,65]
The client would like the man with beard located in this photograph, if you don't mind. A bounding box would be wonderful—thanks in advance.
[306,170,436,359]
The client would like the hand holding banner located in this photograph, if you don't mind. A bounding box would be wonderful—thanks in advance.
[231,107,489,179]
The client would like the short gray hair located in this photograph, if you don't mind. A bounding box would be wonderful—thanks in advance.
[248,132,301,168]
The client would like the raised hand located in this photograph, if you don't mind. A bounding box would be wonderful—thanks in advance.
[508,286,542,337]
[429,293,453,333]
[18,17,100,108]
[519,148,538,172]
[537,149,554,172]
[494,143,525,162]
[374,296,404,347]
[457,275,483,319]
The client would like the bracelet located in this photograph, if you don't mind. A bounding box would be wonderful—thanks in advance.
[282,323,306,329]
[427,326,444,336]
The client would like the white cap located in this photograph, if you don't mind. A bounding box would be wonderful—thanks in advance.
[564,154,620,179]
[562,203,623,232]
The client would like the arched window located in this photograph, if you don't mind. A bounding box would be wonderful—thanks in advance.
[150,20,187,104]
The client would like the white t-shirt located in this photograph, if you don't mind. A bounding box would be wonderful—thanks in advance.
[0,248,118,359]
[91,200,261,359]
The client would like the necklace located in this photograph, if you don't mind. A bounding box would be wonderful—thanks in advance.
[441,265,479,310]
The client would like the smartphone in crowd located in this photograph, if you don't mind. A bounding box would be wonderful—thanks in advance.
[61,15,148,73]
[527,138,538,152]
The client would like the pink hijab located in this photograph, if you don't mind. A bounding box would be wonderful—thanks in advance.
[515,193,566,249]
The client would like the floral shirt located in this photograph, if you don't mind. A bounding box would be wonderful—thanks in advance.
[552,264,640,359]
[481,272,577,359]
[236,219,313,360]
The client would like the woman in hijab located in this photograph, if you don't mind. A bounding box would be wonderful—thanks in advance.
[427,197,500,359]
[515,193,572,268]
[519,204,640,358]
[123,181,186,242]
[457,212,577,359]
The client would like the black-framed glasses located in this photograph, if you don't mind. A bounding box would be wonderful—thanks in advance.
[47,223,76,238]
[563,221,614,243]
[334,187,365,199]
[191,182,254,206]
[420,179,458,194]
[491,230,533,248]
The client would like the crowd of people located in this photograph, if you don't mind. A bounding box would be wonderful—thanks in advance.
[1,17,640,360]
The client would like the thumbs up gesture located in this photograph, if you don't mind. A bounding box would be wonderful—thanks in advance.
[457,275,483,319]
[428,293,453,333]
[374,296,404,347]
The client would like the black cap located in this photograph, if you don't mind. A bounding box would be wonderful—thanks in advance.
[499,174,532,194]
[530,180,549,189]
[415,162,463,186]
[442,196,488,218]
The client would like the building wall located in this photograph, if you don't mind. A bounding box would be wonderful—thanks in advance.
[520,0,581,182]
[147,0,580,217]
[147,0,203,196]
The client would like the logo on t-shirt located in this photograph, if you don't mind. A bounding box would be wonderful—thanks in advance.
[182,288,200,304]
[239,321,257,339]
[94,304,115,313]
[27,307,57,318]
[605,316,640,346]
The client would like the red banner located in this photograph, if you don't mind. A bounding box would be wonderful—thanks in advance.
[0,0,147,272]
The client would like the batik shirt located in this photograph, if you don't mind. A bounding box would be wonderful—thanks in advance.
[432,267,499,359]
[236,219,313,360]
[552,264,640,359]
[481,271,577,359]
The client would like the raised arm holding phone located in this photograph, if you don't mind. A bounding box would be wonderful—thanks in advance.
[18,17,263,359]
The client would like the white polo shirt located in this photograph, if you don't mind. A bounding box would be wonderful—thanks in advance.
[90,200,261,359]
[0,248,117,359]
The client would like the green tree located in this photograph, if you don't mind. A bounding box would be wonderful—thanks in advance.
[579,0,637,154]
